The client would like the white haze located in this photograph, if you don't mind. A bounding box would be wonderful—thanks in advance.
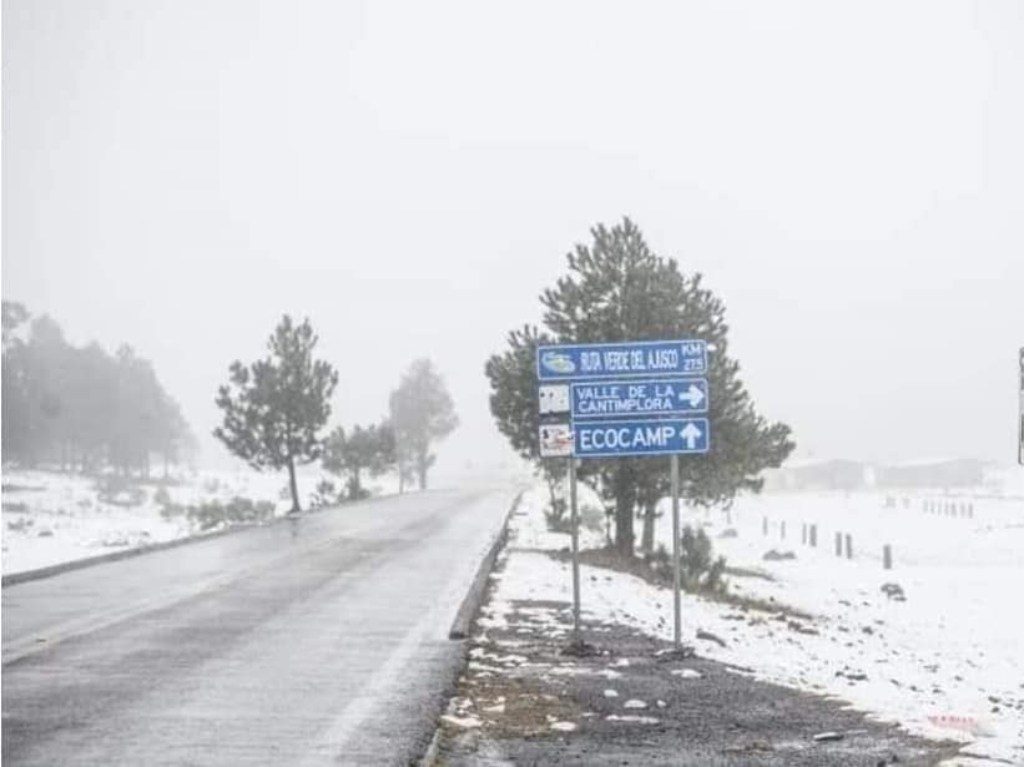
[3,0,1023,476]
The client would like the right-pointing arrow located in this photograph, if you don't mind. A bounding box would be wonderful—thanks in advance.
[680,422,702,449]
[680,383,704,408]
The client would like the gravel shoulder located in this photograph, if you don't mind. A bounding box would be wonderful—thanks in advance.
[431,560,963,766]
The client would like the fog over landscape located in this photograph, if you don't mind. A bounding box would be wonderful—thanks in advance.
[4,3,1024,766]
[4,0,1022,475]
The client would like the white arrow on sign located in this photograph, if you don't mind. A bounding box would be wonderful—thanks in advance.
[679,384,705,408]
[681,422,703,449]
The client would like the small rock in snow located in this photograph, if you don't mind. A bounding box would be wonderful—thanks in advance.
[812,731,844,742]
[441,714,482,729]
[671,668,703,679]
[605,714,660,724]
[696,629,727,647]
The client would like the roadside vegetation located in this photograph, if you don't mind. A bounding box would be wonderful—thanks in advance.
[159,496,276,531]
[213,319,459,512]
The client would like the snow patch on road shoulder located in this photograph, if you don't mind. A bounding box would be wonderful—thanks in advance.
[477,485,1024,765]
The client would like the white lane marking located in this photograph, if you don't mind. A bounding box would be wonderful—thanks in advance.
[300,596,442,765]
[302,490,517,763]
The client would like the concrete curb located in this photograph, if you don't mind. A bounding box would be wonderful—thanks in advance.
[418,727,443,767]
[447,490,521,640]
[417,490,522,767]
[1,520,277,587]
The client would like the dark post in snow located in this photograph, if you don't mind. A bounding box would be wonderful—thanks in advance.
[1018,346,1023,465]
[568,457,580,643]
[671,454,681,650]
[883,544,893,570]
[844,533,853,559]
[835,532,843,556]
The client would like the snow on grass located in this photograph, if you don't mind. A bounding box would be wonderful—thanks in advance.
[1,467,303,575]
[479,484,1024,765]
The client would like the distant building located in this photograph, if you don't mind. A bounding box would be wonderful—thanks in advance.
[763,460,871,491]
[873,459,985,490]
[763,457,990,492]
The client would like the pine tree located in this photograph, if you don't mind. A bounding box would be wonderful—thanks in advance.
[1,302,32,461]
[322,421,397,500]
[388,359,458,490]
[214,315,339,512]
[486,217,794,557]
[484,325,568,518]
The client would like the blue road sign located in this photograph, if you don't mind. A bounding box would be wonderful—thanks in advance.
[571,377,708,420]
[573,417,710,458]
[537,339,707,381]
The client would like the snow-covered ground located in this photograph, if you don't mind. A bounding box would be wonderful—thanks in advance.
[485,483,1024,766]
[0,467,401,576]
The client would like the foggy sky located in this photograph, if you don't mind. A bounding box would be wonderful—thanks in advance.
[3,0,1023,476]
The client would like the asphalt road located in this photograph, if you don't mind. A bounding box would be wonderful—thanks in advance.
[2,487,514,766]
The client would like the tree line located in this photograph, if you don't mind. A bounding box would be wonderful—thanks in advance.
[1,301,195,477]
[213,316,458,512]
[1,301,460,510]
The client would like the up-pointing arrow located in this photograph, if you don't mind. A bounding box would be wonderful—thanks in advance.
[680,422,703,449]
[679,383,705,409]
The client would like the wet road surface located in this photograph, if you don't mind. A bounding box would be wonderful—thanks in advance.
[2,487,513,765]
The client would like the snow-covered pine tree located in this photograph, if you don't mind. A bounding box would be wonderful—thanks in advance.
[486,217,794,557]
[214,315,338,512]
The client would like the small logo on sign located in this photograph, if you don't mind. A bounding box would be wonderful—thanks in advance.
[541,351,576,374]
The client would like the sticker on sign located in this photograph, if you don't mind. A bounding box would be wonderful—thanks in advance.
[539,384,571,416]
[539,423,573,458]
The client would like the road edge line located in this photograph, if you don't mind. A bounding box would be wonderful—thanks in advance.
[416,489,521,767]
[446,490,521,640]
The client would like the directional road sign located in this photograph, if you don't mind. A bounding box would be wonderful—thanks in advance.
[537,340,707,381]
[571,377,708,420]
[573,417,709,459]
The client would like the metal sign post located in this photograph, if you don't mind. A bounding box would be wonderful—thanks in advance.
[569,457,581,643]
[670,453,681,649]
[1019,347,1023,466]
